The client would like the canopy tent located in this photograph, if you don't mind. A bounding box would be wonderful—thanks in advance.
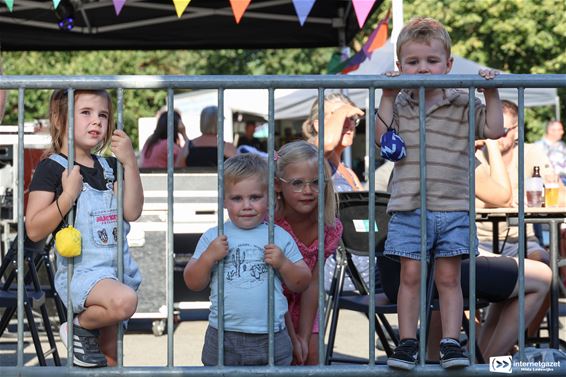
[274,40,559,120]
[0,0,382,51]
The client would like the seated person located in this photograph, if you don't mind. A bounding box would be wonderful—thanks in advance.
[475,101,553,264]
[175,106,236,168]
[237,121,264,151]
[139,110,187,169]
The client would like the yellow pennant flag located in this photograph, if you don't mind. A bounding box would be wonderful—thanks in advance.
[172,0,191,18]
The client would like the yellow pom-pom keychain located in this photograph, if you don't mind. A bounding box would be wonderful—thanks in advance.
[54,195,81,258]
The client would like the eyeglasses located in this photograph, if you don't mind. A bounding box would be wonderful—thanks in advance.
[348,116,361,127]
[279,177,320,193]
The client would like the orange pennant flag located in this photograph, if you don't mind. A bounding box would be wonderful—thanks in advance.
[367,17,389,53]
[172,0,191,18]
[230,0,251,24]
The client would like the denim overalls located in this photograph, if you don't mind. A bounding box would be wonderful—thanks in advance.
[51,154,142,313]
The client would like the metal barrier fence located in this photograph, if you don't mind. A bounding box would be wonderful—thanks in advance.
[1,74,565,376]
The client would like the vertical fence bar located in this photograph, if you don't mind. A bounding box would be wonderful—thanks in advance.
[317,88,325,365]
[217,88,225,366]
[16,87,24,367]
[367,87,376,365]
[166,88,175,366]
[517,87,526,361]
[418,86,427,366]
[116,88,125,366]
[267,87,276,366]
[66,87,75,368]
[467,88,477,364]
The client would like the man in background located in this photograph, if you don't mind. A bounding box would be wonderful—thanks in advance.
[535,119,566,185]
[237,121,264,151]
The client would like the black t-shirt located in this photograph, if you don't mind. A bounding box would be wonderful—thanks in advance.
[29,154,118,198]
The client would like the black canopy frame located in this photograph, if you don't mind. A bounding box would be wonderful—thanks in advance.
[0,0,382,51]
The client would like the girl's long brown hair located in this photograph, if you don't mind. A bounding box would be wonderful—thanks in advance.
[47,89,114,156]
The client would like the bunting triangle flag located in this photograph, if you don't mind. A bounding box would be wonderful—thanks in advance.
[53,0,61,9]
[172,0,191,18]
[292,0,316,26]
[4,0,13,12]
[113,0,127,16]
[363,10,390,57]
[230,0,252,24]
[352,0,376,29]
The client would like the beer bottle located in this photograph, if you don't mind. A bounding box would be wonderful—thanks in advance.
[526,166,543,207]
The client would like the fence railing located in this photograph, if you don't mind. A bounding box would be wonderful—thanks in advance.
[1,74,565,376]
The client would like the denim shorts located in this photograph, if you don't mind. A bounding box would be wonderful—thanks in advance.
[201,325,292,366]
[384,209,478,261]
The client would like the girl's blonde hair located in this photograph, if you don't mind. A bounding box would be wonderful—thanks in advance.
[302,92,356,142]
[47,89,114,155]
[276,140,338,226]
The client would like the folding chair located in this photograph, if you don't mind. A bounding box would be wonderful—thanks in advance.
[0,235,62,366]
[325,191,399,364]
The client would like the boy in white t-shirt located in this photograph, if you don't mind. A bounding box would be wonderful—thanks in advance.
[184,153,311,366]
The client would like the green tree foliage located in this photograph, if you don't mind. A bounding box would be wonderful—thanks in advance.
[1,48,330,147]
[358,0,565,141]
[2,0,564,144]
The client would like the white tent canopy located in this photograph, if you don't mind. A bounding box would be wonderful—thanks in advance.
[274,40,559,120]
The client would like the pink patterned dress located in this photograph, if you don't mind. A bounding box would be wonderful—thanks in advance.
[275,218,343,334]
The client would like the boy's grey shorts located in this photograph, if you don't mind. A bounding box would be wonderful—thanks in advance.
[201,325,292,366]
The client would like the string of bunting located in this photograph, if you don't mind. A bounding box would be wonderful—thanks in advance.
[2,0,378,28]
[327,9,390,75]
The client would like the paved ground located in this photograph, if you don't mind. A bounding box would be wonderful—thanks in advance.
[0,309,388,367]
[2,307,565,367]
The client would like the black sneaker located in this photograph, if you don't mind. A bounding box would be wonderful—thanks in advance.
[387,338,418,370]
[439,340,470,369]
[59,322,107,368]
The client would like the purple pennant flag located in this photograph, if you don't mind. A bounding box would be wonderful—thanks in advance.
[113,0,127,16]
[292,0,316,26]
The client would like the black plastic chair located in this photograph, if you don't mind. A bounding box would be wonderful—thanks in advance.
[0,235,62,366]
[324,191,399,364]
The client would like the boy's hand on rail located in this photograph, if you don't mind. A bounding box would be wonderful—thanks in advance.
[205,235,229,263]
[264,244,286,270]
[382,70,401,98]
[477,69,500,93]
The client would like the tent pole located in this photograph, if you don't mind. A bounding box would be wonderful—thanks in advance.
[391,0,404,68]
[337,6,354,169]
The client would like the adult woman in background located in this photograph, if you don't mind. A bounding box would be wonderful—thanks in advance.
[302,93,365,192]
[175,106,236,168]
[139,110,187,169]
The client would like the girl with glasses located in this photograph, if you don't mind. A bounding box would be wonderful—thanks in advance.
[274,140,342,365]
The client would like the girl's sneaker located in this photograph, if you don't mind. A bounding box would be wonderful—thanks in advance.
[387,338,418,370]
[59,322,107,368]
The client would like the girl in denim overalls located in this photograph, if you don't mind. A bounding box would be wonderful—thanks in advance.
[26,89,144,367]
